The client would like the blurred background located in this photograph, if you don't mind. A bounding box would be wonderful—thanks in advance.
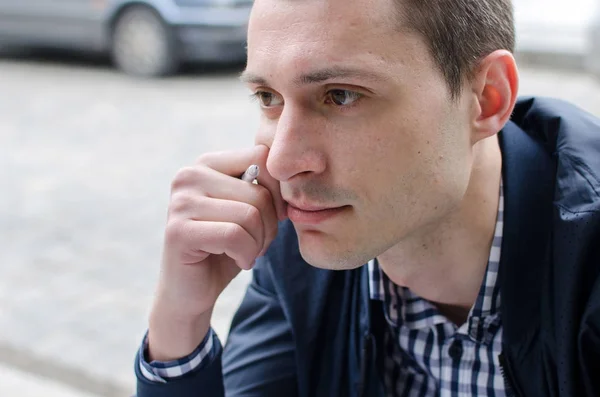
[0,0,599,396]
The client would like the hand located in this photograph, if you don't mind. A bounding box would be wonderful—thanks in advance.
[148,145,286,361]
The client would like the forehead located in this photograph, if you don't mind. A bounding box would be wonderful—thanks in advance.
[248,0,396,34]
[245,0,425,82]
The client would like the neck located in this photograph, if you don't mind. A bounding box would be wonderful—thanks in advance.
[377,136,502,325]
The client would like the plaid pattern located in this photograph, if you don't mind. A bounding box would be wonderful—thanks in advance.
[139,328,215,383]
[369,182,505,397]
[140,185,505,391]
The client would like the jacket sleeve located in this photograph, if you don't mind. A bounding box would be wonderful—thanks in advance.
[580,271,600,397]
[135,332,225,397]
[135,256,298,397]
[222,258,298,396]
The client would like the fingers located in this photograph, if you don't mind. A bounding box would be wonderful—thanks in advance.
[168,194,278,259]
[153,146,286,335]
[165,220,259,270]
[165,145,284,272]
[196,145,287,221]
[170,168,278,255]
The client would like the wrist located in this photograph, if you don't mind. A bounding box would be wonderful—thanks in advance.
[147,304,213,362]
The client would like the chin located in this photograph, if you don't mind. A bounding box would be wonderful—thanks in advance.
[296,231,368,271]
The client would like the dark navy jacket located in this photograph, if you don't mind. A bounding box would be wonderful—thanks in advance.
[136,97,600,397]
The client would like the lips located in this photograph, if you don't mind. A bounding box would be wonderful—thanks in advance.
[286,201,339,212]
[285,200,348,225]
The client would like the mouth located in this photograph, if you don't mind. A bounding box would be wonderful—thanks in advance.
[285,201,349,225]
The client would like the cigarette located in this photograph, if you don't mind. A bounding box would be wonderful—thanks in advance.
[241,164,260,183]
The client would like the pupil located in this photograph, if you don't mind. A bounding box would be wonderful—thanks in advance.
[261,93,272,106]
[332,90,346,105]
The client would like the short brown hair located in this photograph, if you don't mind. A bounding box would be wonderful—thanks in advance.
[396,0,515,98]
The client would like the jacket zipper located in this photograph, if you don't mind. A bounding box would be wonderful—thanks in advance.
[498,352,521,397]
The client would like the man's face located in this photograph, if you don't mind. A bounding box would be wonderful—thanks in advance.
[245,0,477,269]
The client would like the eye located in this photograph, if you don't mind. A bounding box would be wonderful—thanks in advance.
[326,89,362,106]
[252,91,283,107]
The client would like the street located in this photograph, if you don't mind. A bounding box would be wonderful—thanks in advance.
[1,55,599,396]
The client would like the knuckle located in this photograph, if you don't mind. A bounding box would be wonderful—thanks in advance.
[255,187,273,207]
[222,223,247,248]
[195,151,222,166]
[164,219,188,244]
[242,205,262,230]
[171,166,200,190]
[222,223,244,243]
[169,192,194,215]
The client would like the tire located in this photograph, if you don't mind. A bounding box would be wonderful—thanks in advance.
[111,6,179,77]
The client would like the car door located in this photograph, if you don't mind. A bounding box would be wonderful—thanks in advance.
[0,0,106,50]
[0,1,45,42]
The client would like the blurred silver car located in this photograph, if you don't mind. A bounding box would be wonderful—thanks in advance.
[0,0,252,76]
[588,4,600,77]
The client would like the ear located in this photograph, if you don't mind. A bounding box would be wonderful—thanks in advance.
[469,50,519,144]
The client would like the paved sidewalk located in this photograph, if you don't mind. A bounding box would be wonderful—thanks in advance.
[0,363,100,397]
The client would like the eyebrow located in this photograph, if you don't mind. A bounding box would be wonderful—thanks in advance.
[239,67,387,86]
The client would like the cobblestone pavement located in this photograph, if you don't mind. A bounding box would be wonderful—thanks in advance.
[0,55,599,396]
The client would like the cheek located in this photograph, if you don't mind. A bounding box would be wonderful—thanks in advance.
[390,99,470,174]
[357,107,471,212]
[319,111,426,207]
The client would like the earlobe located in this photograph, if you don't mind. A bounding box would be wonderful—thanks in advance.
[472,50,519,143]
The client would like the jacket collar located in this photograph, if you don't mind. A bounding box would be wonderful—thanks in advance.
[497,120,555,343]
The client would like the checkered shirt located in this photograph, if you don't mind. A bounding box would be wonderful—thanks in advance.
[139,328,216,383]
[369,183,505,396]
[140,185,505,393]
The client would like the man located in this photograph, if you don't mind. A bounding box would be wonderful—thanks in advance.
[135,0,600,395]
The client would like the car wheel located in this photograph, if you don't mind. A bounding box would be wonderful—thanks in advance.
[111,6,178,77]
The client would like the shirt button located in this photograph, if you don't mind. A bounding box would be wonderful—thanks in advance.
[448,340,463,360]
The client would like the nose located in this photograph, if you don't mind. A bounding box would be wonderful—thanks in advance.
[259,106,327,182]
